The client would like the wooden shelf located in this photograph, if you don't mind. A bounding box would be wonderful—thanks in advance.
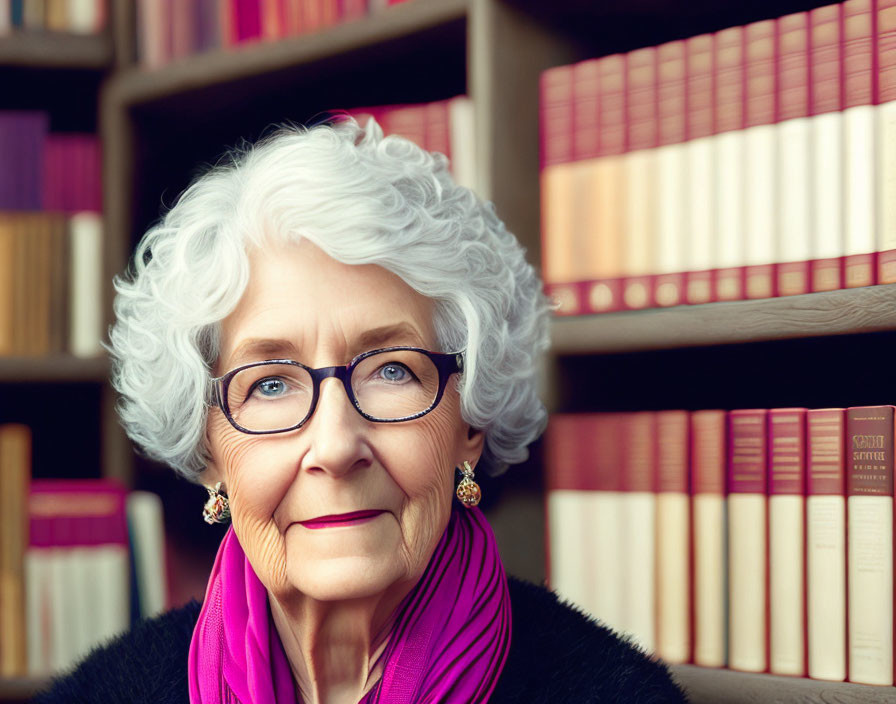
[669,664,896,703]
[551,285,896,355]
[0,354,108,383]
[0,32,112,69]
[107,0,468,109]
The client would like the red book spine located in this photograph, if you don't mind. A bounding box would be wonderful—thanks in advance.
[808,409,846,496]
[728,409,768,494]
[744,20,778,301]
[746,20,778,129]
[812,3,844,115]
[540,65,574,170]
[768,408,808,676]
[622,412,655,493]
[844,0,875,110]
[846,406,895,497]
[685,34,715,305]
[573,58,600,162]
[810,3,846,292]
[776,13,811,298]
[624,47,657,310]
[714,26,746,302]
[778,13,811,123]
[598,54,627,159]
[627,47,658,153]
[654,41,687,307]
[657,410,689,494]
[879,0,896,105]
[657,40,687,146]
[424,100,451,160]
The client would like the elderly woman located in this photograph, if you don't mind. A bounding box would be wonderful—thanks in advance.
[35,117,686,703]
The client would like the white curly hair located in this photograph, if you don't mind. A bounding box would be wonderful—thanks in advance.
[107,116,551,480]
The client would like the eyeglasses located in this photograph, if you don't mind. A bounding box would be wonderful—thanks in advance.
[210,346,464,435]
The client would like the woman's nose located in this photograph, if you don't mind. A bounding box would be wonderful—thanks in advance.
[299,377,372,477]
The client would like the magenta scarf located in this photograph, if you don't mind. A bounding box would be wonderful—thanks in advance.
[188,504,512,704]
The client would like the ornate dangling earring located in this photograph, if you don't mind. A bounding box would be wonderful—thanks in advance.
[455,460,482,508]
[202,482,231,524]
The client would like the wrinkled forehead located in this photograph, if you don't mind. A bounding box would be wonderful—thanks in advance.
[215,239,437,372]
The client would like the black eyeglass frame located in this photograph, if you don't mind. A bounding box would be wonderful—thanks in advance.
[210,346,465,435]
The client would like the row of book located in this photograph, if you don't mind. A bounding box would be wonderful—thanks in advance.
[0,112,103,358]
[0,425,168,678]
[136,0,411,68]
[346,96,478,195]
[540,0,896,316]
[546,406,896,686]
[0,0,106,34]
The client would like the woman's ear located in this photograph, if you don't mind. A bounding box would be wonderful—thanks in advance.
[458,425,486,470]
[200,460,223,489]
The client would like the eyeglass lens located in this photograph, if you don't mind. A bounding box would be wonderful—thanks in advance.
[225,349,442,431]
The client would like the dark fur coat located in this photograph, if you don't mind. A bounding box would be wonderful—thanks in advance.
[33,576,687,703]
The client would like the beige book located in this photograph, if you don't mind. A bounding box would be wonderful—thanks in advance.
[619,492,656,653]
[693,494,727,666]
[728,494,767,672]
[769,495,805,674]
[655,493,690,663]
[807,494,846,680]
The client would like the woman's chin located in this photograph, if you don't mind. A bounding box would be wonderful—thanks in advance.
[282,525,405,601]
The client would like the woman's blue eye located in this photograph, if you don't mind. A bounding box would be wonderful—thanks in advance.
[255,378,287,397]
[379,364,409,382]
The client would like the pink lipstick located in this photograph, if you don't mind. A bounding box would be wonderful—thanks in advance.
[299,510,386,529]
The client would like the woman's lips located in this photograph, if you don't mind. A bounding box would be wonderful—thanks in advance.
[299,509,386,529]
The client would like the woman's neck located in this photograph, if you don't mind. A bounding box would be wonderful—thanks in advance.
[268,586,410,704]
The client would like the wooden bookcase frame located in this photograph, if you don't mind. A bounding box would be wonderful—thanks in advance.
[3,0,896,701]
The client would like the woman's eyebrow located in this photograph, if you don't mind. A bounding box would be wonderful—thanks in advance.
[228,338,302,367]
[350,322,427,356]
[227,323,427,368]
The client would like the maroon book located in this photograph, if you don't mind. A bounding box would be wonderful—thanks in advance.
[713,26,746,302]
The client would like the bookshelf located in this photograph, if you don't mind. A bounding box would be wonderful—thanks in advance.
[5,0,896,701]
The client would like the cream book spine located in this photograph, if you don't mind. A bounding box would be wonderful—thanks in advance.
[846,405,895,686]
[806,409,847,681]
[654,411,690,664]
[768,408,807,676]
[69,213,104,358]
[727,409,768,673]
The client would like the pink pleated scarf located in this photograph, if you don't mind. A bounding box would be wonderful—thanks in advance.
[188,504,512,704]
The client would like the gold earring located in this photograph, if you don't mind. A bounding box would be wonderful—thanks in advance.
[456,461,482,508]
[202,482,231,524]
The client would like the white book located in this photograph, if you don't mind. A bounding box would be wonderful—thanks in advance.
[655,492,689,663]
[655,143,687,278]
[693,494,727,667]
[448,96,478,196]
[728,494,767,672]
[623,148,657,282]
[811,112,845,267]
[24,549,53,676]
[540,165,575,285]
[848,495,894,685]
[69,213,104,358]
[877,101,896,271]
[743,124,777,272]
[776,118,812,267]
[619,492,655,653]
[127,491,168,620]
[807,494,847,681]
[585,491,623,632]
[685,136,715,274]
[843,105,876,276]
[90,545,130,646]
[547,490,592,614]
[66,0,101,33]
[715,130,745,273]
[769,495,805,674]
